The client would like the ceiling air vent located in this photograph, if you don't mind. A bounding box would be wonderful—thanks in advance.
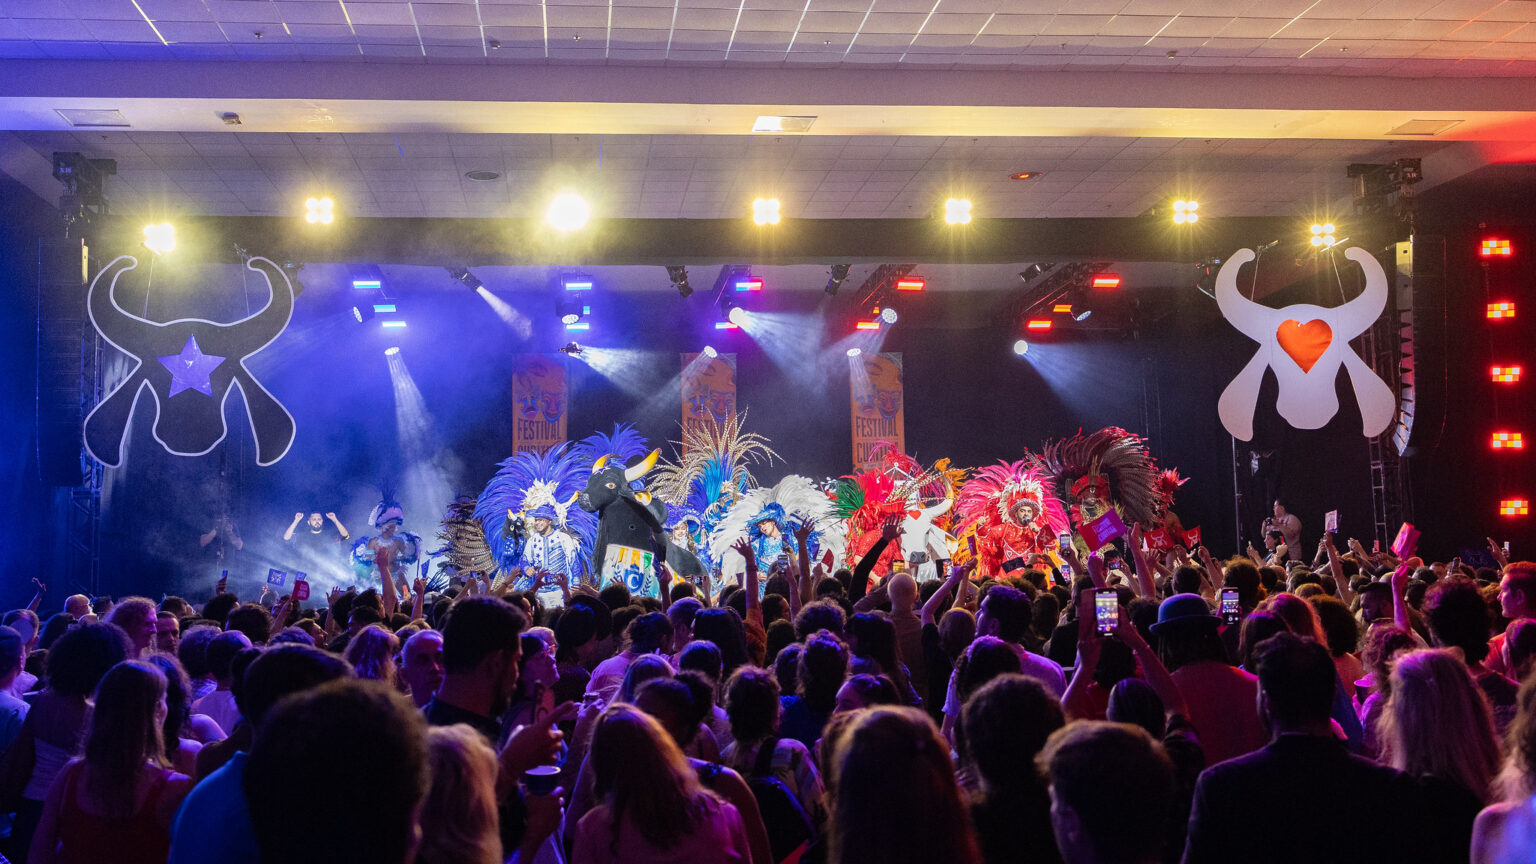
[56,109,130,128]
[1387,119,1461,136]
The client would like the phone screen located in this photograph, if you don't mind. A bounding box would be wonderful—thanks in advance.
[1058,533,1072,551]
[1094,589,1118,635]
[1220,588,1241,624]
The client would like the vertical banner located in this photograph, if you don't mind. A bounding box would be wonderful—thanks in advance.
[512,354,568,454]
[681,352,737,452]
[851,352,905,469]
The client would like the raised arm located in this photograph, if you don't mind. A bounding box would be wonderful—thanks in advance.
[1391,558,1421,638]
[1197,545,1224,592]
[1128,525,1157,599]
[25,578,44,613]
[922,562,971,627]
[1061,590,1103,720]
[1116,610,1188,717]
[378,548,399,617]
[327,512,350,541]
[852,517,902,603]
[284,512,303,541]
[411,577,427,622]
[731,538,763,629]
[1324,534,1352,605]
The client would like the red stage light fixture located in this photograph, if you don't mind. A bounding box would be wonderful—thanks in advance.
[895,278,926,292]
[1493,365,1523,383]
[1026,319,1053,331]
[1488,302,1516,320]
[1091,274,1121,289]
[733,277,763,292]
[1501,499,1530,517]
[1052,303,1073,314]
[855,320,881,331]
[1481,239,1513,258]
[1493,432,1525,450]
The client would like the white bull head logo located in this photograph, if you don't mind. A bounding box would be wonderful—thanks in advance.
[1216,246,1395,441]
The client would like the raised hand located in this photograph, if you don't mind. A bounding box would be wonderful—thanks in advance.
[1490,537,1510,568]
[293,512,304,522]
[412,577,427,596]
[880,516,904,542]
[327,586,343,605]
[793,520,814,544]
[325,512,337,521]
[216,572,228,595]
[31,578,45,593]
[731,537,757,567]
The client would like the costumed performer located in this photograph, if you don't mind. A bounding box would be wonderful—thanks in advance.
[1033,427,1162,554]
[351,492,422,589]
[650,411,777,578]
[709,475,844,598]
[954,461,1069,581]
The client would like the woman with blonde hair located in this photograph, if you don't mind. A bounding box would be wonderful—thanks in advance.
[573,704,751,864]
[1380,648,1500,862]
[1475,677,1536,863]
[827,706,980,864]
[344,624,401,689]
[29,660,194,864]
[418,724,501,864]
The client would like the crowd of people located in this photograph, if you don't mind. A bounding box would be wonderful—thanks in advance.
[0,529,1534,864]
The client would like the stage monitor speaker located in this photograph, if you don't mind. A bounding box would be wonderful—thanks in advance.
[36,238,89,487]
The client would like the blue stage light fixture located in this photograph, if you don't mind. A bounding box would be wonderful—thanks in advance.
[352,304,375,323]
[1013,339,1030,356]
[847,347,862,358]
[703,345,718,358]
[384,346,400,356]
[880,307,898,324]
[381,320,407,329]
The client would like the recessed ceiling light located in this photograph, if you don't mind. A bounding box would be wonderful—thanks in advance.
[752,115,817,133]
[1009,171,1043,181]
[56,108,129,128]
[464,170,501,182]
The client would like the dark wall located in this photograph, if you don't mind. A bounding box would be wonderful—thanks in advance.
[0,179,60,599]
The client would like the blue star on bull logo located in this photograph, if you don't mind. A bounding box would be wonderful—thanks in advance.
[157,335,226,398]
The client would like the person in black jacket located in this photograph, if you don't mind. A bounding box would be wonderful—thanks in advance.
[1182,632,1426,864]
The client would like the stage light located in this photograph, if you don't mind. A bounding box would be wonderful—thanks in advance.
[559,342,583,355]
[855,321,881,331]
[1020,264,1049,283]
[1482,238,1513,258]
[1026,319,1053,331]
[557,294,589,327]
[1091,274,1121,289]
[374,304,396,313]
[353,279,382,291]
[446,267,484,291]
[142,223,175,255]
[381,320,407,329]
[1493,365,1523,383]
[304,197,334,224]
[715,321,740,330]
[944,198,972,225]
[352,304,375,323]
[847,347,862,357]
[1489,302,1516,320]
[1172,200,1198,224]
[1501,498,1530,517]
[703,345,718,358]
[734,277,764,292]
[1074,309,1093,322]
[561,276,593,291]
[826,264,851,296]
[895,278,926,292]
[666,265,693,298]
[1052,303,1074,314]
[383,346,400,357]
[565,322,590,331]
[879,307,898,324]
[728,306,749,326]
[752,198,781,226]
[1310,223,1337,248]
[546,192,590,231]
[1493,432,1525,450]
[1012,340,1030,356]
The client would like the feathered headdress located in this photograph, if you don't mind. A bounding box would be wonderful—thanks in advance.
[471,443,597,578]
[708,475,846,569]
[575,423,650,467]
[1158,469,1188,512]
[869,442,968,507]
[651,411,778,521]
[439,495,496,576]
[369,484,404,528]
[1032,427,1162,527]
[954,460,1069,557]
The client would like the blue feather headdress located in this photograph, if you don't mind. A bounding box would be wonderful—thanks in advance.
[474,443,596,576]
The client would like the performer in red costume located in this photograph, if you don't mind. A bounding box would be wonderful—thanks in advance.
[955,462,1069,580]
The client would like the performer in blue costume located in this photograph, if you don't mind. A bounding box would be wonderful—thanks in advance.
[474,443,595,595]
[650,412,777,578]
[350,493,422,589]
[709,475,845,599]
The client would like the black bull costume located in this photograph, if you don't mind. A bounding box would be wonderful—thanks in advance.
[580,450,706,593]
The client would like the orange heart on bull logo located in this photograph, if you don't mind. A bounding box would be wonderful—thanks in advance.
[1275,319,1333,373]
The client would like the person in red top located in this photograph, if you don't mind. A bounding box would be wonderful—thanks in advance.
[29,659,194,864]
[1489,561,1536,678]
[1152,594,1267,767]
